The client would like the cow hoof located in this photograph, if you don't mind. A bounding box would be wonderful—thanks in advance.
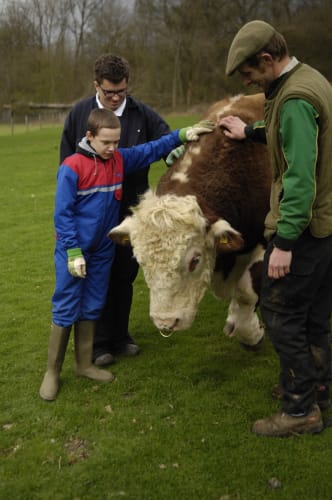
[223,321,235,337]
[239,336,264,352]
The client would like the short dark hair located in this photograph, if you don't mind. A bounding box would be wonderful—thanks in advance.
[246,32,289,68]
[94,54,130,84]
[87,108,121,136]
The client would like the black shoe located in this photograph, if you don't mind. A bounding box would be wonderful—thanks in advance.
[111,332,140,356]
[112,343,140,356]
[94,353,115,366]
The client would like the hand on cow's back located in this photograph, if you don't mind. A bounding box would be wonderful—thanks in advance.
[218,115,247,140]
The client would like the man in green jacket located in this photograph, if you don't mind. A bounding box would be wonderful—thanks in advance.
[219,20,332,437]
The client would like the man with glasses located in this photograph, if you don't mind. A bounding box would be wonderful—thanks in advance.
[60,54,171,366]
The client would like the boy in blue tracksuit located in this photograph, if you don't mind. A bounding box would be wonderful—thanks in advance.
[39,108,214,401]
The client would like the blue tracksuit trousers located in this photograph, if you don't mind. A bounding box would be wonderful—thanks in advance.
[52,240,114,327]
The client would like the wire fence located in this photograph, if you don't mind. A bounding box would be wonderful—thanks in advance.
[0,111,67,135]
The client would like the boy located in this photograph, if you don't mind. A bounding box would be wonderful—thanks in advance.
[39,108,214,400]
[60,54,171,364]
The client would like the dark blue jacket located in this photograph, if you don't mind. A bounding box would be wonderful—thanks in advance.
[60,95,171,217]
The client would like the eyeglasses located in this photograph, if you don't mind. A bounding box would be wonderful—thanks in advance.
[99,86,127,98]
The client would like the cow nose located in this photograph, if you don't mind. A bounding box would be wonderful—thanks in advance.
[152,316,180,332]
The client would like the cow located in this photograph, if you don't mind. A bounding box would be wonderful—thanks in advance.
[109,93,271,349]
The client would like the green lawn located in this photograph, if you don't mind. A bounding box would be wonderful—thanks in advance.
[1,124,332,499]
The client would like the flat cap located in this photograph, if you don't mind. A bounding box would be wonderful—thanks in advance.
[226,20,276,76]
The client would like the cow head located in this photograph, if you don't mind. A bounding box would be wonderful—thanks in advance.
[109,190,243,334]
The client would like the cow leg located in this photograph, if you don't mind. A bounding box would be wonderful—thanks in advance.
[227,297,264,348]
[226,264,264,349]
[223,298,237,337]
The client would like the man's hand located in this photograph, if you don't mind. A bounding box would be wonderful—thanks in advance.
[268,247,292,279]
[166,144,186,166]
[218,115,247,140]
[179,120,215,142]
[67,248,86,278]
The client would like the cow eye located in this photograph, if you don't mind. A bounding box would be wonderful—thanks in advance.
[189,255,201,272]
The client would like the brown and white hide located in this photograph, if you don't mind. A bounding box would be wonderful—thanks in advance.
[109,93,271,348]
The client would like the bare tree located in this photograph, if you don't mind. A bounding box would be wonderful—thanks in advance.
[0,1,38,105]
[68,0,105,60]
[30,0,69,52]
[0,0,331,110]
[84,0,131,57]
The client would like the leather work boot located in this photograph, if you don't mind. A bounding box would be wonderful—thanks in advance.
[39,323,71,401]
[74,321,114,382]
[252,404,323,437]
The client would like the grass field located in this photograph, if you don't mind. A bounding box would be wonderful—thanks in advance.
[1,122,332,499]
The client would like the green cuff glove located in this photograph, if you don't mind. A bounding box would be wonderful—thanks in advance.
[166,144,186,166]
[179,119,215,143]
[67,248,86,278]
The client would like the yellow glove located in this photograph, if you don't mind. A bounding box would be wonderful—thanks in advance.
[67,248,86,278]
[179,120,215,142]
[166,144,186,166]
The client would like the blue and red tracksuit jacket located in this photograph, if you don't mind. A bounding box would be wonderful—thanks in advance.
[52,131,182,326]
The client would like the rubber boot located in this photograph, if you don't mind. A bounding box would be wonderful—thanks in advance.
[74,320,114,382]
[39,323,71,401]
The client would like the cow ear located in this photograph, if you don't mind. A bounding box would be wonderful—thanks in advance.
[209,219,244,253]
[215,231,244,252]
[108,217,133,246]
